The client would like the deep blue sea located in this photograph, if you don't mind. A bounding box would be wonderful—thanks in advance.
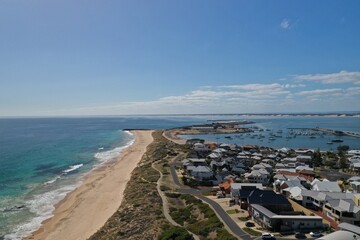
[0,116,359,239]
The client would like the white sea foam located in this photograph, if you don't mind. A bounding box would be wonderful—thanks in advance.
[124,130,134,136]
[43,164,83,186]
[44,176,61,185]
[4,130,135,239]
[63,164,84,174]
[4,183,81,240]
[94,133,135,162]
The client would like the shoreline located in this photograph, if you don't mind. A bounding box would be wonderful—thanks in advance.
[26,130,154,240]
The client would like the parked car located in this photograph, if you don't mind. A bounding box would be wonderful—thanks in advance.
[262,232,275,239]
[295,232,306,239]
[310,231,322,237]
[245,221,255,227]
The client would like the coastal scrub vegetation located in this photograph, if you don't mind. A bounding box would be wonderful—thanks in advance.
[89,131,169,240]
[158,225,194,240]
[90,130,237,240]
[168,194,237,240]
[242,227,262,236]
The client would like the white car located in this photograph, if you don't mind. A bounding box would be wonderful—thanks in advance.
[310,231,322,237]
[262,232,275,239]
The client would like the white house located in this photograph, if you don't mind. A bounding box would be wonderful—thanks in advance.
[189,166,213,181]
[244,170,269,184]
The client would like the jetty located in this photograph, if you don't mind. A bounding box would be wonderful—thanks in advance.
[288,127,360,138]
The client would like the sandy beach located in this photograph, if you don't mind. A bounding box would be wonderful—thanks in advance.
[27,130,154,240]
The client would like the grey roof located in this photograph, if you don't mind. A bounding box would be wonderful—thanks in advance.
[272,215,322,220]
[192,166,212,173]
[282,157,297,162]
[274,174,287,181]
[186,165,196,171]
[245,170,268,178]
[208,152,222,158]
[252,164,266,169]
[210,160,226,167]
[300,190,355,201]
[338,222,360,235]
[281,179,304,188]
[231,166,245,172]
[313,181,341,192]
[188,158,206,163]
[317,230,360,240]
[353,162,360,168]
[251,204,276,218]
[327,199,360,214]
[252,204,322,220]
[349,176,360,182]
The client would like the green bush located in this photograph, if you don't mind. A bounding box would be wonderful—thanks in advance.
[226,209,238,214]
[160,185,171,191]
[165,192,181,198]
[215,229,238,240]
[180,194,202,205]
[169,207,195,225]
[242,227,262,236]
[238,216,250,221]
[158,225,194,240]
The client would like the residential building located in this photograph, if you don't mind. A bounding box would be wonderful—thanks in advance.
[229,183,263,199]
[250,204,323,232]
[244,169,270,184]
[188,166,213,181]
[338,222,360,235]
[312,180,342,192]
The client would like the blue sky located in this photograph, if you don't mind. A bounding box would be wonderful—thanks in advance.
[0,0,359,116]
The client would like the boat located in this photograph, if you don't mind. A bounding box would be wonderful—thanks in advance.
[327,142,333,145]
[224,136,232,139]
[331,139,344,143]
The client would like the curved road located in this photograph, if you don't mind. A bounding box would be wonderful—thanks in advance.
[170,155,253,240]
[152,161,200,240]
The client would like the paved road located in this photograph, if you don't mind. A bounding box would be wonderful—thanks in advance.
[170,154,253,240]
[169,154,183,186]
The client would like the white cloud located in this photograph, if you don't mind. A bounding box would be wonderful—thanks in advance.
[280,19,290,29]
[295,70,360,84]
[223,83,284,90]
[296,88,343,96]
[346,87,360,96]
[26,72,360,116]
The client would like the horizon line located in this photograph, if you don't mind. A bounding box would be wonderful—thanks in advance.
[1,111,360,119]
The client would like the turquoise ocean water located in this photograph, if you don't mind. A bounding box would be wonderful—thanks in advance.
[0,116,359,239]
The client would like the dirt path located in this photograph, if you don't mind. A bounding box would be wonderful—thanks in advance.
[152,159,199,240]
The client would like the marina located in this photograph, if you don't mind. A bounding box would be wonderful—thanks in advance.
[180,116,360,150]
[288,127,360,138]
